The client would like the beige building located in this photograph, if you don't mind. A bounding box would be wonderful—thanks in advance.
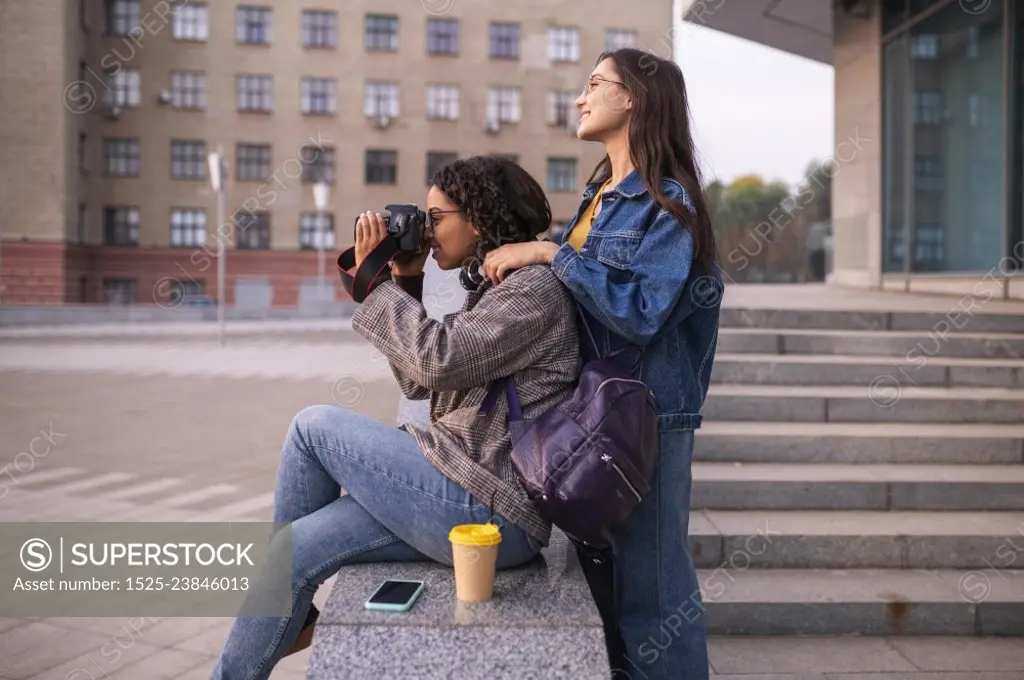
[685,0,1023,300]
[0,0,673,308]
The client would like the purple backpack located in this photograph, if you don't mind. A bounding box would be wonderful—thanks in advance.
[479,315,659,550]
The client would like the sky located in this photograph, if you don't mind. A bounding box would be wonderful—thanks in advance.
[673,16,835,191]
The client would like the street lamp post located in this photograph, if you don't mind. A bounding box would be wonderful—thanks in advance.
[208,147,228,347]
[313,181,331,314]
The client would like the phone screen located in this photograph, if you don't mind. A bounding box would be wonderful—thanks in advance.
[367,580,422,606]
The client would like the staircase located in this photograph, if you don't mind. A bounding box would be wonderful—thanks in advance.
[691,307,1024,636]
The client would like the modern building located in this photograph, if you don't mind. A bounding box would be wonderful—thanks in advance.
[684,0,1023,299]
[0,0,671,308]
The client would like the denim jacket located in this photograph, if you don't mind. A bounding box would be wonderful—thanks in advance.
[550,169,723,431]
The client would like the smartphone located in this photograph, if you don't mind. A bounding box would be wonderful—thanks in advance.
[364,579,425,613]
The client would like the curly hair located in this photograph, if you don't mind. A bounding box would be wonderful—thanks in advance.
[430,156,552,270]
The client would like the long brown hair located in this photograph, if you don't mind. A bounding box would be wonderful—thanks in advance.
[589,49,717,273]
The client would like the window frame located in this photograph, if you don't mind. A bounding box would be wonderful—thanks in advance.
[169,208,207,248]
[302,10,337,48]
[365,14,399,52]
[365,149,398,185]
[236,74,274,113]
[103,206,140,246]
[236,5,272,45]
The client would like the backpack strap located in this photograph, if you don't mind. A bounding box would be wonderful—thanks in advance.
[477,376,523,423]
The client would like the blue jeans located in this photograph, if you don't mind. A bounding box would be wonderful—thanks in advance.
[211,405,543,680]
[606,429,709,680]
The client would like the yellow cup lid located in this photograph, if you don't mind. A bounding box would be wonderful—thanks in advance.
[449,523,502,547]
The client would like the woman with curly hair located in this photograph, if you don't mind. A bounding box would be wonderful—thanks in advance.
[210,155,581,680]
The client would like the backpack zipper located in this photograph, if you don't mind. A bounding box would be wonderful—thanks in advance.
[601,453,642,502]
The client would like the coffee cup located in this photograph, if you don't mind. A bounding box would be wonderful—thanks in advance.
[448,524,501,602]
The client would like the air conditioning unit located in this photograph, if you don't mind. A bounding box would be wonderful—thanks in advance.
[484,118,500,135]
[104,103,123,120]
[373,114,392,130]
[157,89,173,106]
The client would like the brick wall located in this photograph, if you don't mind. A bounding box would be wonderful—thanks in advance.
[0,240,350,307]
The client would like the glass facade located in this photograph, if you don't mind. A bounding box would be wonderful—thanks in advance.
[882,0,1017,273]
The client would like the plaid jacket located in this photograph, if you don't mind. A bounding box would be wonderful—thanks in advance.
[350,264,581,545]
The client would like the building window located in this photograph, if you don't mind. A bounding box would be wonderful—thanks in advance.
[103,278,138,305]
[365,14,398,52]
[490,22,519,59]
[427,18,458,55]
[302,146,335,183]
[104,138,140,177]
[548,90,577,127]
[107,69,140,108]
[301,78,337,115]
[237,75,273,112]
[364,81,399,118]
[164,279,205,305]
[910,33,938,59]
[236,143,271,181]
[914,155,944,193]
[365,149,398,185]
[548,26,580,63]
[170,71,206,109]
[913,222,945,269]
[171,140,207,180]
[235,211,271,249]
[237,6,272,44]
[302,10,336,48]
[605,28,637,51]
[426,84,459,120]
[913,90,944,124]
[105,0,139,35]
[170,209,206,247]
[547,157,577,193]
[104,206,139,246]
[300,213,335,249]
[426,151,457,185]
[882,0,1005,273]
[173,3,208,41]
[486,87,521,124]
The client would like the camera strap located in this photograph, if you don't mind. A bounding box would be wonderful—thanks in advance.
[336,239,399,304]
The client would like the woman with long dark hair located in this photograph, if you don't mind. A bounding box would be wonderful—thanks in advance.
[482,49,722,680]
[210,156,581,679]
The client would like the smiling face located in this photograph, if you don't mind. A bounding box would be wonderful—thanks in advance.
[425,185,479,270]
[576,57,632,142]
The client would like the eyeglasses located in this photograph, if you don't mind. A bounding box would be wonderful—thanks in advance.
[426,209,460,230]
[581,75,626,98]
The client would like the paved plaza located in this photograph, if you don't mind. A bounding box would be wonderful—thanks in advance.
[0,319,1021,679]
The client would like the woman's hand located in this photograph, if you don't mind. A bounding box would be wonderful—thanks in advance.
[391,246,430,277]
[482,241,559,284]
[355,211,389,269]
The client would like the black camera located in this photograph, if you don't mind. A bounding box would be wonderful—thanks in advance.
[354,204,427,255]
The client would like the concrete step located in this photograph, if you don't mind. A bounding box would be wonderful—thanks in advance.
[717,327,1024,359]
[721,307,1024,334]
[694,421,1024,464]
[688,510,1024,570]
[703,384,1024,424]
[691,463,1024,511]
[700,567,1024,635]
[712,352,1024,388]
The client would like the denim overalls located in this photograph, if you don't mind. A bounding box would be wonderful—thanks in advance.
[551,169,723,680]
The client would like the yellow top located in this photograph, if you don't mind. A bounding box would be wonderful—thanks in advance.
[448,523,502,547]
[566,179,612,252]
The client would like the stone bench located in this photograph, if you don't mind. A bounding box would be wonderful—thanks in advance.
[307,260,608,679]
[305,529,609,679]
